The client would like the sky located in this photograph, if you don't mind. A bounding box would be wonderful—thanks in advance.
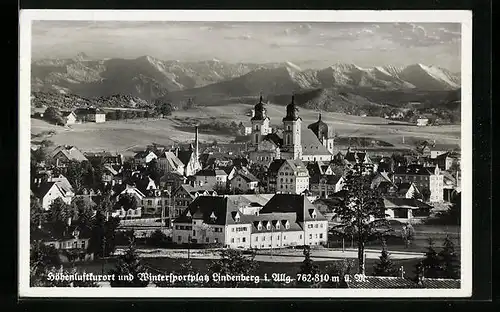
[31,21,462,72]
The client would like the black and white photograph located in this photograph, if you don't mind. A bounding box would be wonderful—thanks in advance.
[19,10,472,297]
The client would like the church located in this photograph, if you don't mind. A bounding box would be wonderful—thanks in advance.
[248,95,337,166]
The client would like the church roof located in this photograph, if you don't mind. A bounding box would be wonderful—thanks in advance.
[301,129,332,156]
[282,95,301,122]
[251,95,269,121]
[308,113,329,138]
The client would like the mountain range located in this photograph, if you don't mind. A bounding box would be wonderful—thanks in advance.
[32,54,461,103]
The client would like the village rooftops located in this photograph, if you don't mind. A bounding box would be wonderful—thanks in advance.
[309,174,342,185]
[268,159,309,175]
[233,170,259,183]
[301,129,333,156]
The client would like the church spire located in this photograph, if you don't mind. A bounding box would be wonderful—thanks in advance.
[318,113,322,121]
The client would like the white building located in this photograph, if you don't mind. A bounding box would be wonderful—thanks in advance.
[172,194,328,248]
[193,169,228,189]
[417,118,429,127]
[269,158,310,194]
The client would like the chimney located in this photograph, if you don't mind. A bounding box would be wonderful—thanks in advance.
[195,126,199,159]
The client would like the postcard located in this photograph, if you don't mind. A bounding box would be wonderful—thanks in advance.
[19,9,472,297]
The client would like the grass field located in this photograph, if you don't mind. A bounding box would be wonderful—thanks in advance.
[31,103,460,155]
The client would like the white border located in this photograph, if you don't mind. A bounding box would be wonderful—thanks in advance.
[19,9,473,298]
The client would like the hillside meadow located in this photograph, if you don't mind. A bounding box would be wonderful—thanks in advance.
[30,103,460,155]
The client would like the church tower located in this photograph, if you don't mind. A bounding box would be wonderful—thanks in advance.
[281,95,302,160]
[250,95,271,147]
[308,113,335,154]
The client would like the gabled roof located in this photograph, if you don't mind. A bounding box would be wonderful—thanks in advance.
[32,182,58,199]
[268,159,287,174]
[259,194,327,222]
[174,184,216,196]
[103,164,119,176]
[51,146,88,162]
[134,150,156,159]
[263,132,283,147]
[397,182,420,195]
[232,170,259,183]
[162,151,185,169]
[225,194,274,209]
[177,150,195,166]
[280,159,309,175]
[48,175,74,193]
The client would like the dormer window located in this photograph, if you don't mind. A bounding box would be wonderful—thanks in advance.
[310,209,317,219]
[186,210,192,218]
[209,211,217,222]
[266,222,271,230]
[275,221,280,230]
[257,221,263,230]
[285,221,290,229]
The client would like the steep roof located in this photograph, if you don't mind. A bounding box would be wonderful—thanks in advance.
[259,194,327,222]
[225,194,274,209]
[310,174,342,185]
[32,182,58,199]
[162,151,185,169]
[394,165,438,176]
[268,159,287,174]
[177,150,194,166]
[52,146,88,162]
[194,169,228,177]
[301,129,332,156]
[233,170,259,183]
[281,159,309,175]
[249,213,303,233]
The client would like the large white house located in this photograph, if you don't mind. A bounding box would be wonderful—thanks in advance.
[172,194,328,249]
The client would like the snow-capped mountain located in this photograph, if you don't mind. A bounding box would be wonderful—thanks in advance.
[31,54,461,102]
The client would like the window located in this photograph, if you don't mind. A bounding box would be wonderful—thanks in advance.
[147,200,152,205]
[232,228,235,232]
[320,224,323,228]
[284,236,286,240]
[255,236,258,242]
[299,235,302,239]
[309,234,312,239]
[315,224,318,228]
[237,238,240,243]
[81,241,86,249]
[178,236,181,241]
[242,237,246,242]
[193,230,196,236]
[280,178,283,182]
[319,234,323,239]
[205,237,209,243]
[262,236,265,241]
[315,234,318,238]
[231,238,234,243]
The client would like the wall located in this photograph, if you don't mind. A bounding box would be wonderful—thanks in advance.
[303,220,328,246]
[225,224,252,249]
[250,230,303,249]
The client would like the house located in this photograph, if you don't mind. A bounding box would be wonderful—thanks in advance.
[416,118,429,126]
[393,165,444,202]
[141,189,172,216]
[39,226,94,262]
[133,150,158,166]
[229,171,259,193]
[192,169,228,189]
[309,175,345,198]
[371,171,394,190]
[102,164,122,186]
[159,171,187,192]
[62,111,78,125]
[157,151,185,175]
[267,159,309,195]
[396,182,422,199]
[306,161,335,177]
[172,193,328,248]
[343,149,374,175]
[51,145,88,168]
[171,184,218,219]
[117,184,146,204]
[382,198,432,222]
[244,126,252,135]
[74,107,106,123]
[433,152,456,171]
[31,179,75,210]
